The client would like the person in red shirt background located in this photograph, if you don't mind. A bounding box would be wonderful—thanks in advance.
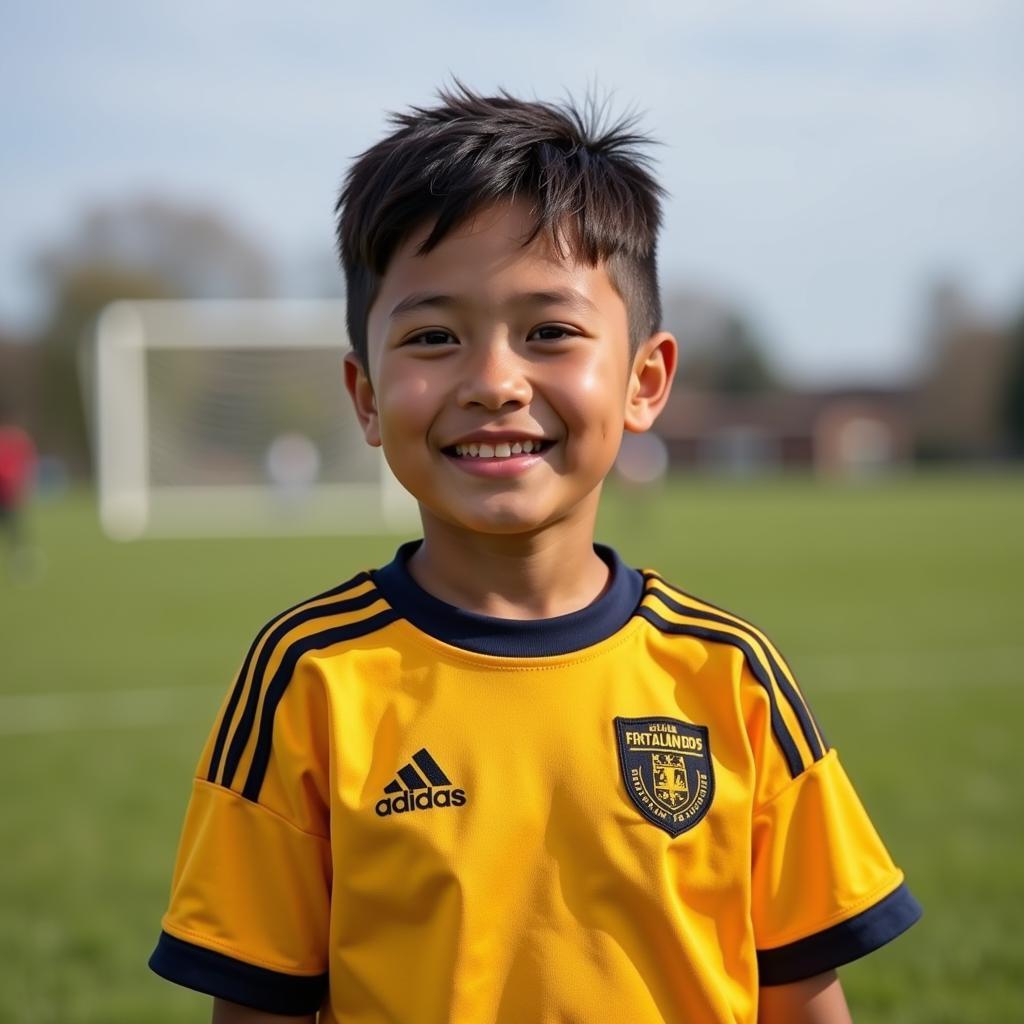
[0,422,38,578]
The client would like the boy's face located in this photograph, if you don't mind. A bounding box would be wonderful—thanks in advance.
[346,200,674,540]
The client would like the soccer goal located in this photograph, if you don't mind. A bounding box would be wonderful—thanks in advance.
[93,300,417,540]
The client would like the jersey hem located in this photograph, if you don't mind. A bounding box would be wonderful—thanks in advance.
[148,929,327,1015]
[756,881,922,985]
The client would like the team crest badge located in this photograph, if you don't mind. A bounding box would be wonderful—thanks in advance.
[614,717,714,837]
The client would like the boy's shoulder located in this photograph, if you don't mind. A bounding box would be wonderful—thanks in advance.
[638,567,796,675]
[235,566,399,680]
[638,567,830,781]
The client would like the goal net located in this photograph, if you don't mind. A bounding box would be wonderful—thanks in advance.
[93,300,417,539]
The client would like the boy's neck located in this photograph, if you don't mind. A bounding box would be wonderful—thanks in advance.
[408,507,610,621]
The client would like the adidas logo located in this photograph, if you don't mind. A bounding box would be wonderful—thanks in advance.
[375,748,467,817]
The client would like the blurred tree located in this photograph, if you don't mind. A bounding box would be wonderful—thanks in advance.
[1002,303,1024,457]
[32,198,274,473]
[661,287,779,394]
[0,333,38,429]
[912,278,1009,460]
[701,312,779,394]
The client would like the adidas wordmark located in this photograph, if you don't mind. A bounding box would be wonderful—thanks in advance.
[375,747,467,817]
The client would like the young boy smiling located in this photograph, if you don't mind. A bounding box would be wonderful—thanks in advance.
[150,85,920,1023]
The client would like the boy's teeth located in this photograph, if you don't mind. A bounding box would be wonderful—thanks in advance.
[452,440,544,458]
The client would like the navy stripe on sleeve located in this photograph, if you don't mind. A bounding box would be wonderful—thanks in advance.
[637,607,806,778]
[757,882,923,985]
[219,590,384,790]
[645,583,826,762]
[241,609,400,801]
[148,930,327,1015]
[206,571,371,784]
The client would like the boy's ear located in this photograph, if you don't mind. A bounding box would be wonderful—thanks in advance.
[624,331,678,433]
[343,352,382,447]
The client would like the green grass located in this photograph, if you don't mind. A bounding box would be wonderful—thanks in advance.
[1,472,1021,1022]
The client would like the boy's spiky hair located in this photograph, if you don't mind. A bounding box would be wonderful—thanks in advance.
[335,81,666,368]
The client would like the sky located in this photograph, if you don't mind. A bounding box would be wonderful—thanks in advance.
[2,0,1021,385]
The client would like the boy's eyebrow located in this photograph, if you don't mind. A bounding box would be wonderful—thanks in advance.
[389,288,598,319]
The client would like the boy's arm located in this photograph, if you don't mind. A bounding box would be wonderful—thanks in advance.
[150,649,334,1015]
[212,997,316,1024]
[758,971,852,1024]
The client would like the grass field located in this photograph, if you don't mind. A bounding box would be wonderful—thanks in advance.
[1,472,1022,1023]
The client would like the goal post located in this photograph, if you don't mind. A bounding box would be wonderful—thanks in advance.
[93,299,417,540]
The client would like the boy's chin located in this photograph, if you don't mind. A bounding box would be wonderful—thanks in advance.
[421,499,570,538]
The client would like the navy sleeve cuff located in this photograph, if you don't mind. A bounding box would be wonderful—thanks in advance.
[757,881,923,986]
[148,930,327,1015]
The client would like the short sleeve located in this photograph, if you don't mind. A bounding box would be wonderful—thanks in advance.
[149,645,332,1015]
[751,749,922,985]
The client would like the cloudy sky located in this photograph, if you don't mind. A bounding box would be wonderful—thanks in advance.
[2,0,1021,384]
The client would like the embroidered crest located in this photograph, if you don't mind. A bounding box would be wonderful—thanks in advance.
[614,717,714,837]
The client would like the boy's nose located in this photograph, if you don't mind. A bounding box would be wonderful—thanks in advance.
[456,344,532,411]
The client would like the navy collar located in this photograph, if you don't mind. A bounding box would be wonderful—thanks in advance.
[372,540,644,657]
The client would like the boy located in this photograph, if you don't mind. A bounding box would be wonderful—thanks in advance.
[149,84,920,1023]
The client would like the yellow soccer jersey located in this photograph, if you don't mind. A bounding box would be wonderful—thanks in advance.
[150,542,920,1022]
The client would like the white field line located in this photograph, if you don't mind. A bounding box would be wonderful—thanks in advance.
[0,646,1019,736]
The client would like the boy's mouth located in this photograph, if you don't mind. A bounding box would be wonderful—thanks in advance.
[444,439,554,460]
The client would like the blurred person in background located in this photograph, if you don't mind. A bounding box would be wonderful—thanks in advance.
[0,417,38,579]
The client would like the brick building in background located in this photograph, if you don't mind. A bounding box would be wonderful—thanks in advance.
[654,387,915,477]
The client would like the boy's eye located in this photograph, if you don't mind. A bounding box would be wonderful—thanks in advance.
[406,330,455,346]
[530,325,575,342]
